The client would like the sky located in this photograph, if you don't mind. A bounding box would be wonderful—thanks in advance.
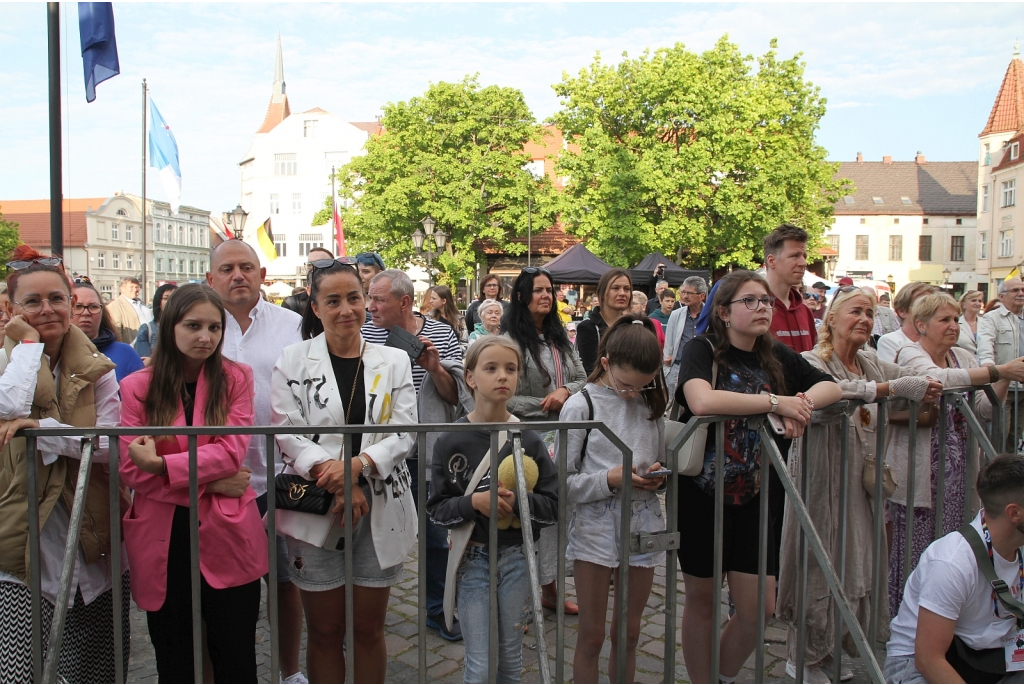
[0,2,1020,216]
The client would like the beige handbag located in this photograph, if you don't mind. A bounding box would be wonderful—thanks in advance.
[853,409,898,499]
[671,350,718,477]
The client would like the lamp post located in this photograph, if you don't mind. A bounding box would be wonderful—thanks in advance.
[942,267,951,289]
[887,273,896,294]
[412,215,448,282]
[226,204,248,242]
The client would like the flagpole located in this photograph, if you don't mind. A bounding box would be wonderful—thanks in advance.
[332,165,337,255]
[47,2,63,257]
[141,79,148,303]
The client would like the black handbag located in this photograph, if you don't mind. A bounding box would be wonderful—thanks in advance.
[275,474,333,516]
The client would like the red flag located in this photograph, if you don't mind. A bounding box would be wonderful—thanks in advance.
[333,197,346,257]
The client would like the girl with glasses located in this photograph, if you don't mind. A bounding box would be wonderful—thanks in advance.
[557,314,669,683]
[675,270,841,684]
[0,246,128,682]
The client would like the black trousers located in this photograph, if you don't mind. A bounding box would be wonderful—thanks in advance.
[146,506,261,684]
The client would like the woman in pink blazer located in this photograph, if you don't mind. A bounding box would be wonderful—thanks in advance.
[120,283,267,683]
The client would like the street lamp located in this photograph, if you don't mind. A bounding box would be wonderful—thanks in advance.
[886,273,896,293]
[942,267,951,288]
[227,204,248,241]
[413,216,448,281]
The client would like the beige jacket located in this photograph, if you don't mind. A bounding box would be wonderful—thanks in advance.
[106,295,140,345]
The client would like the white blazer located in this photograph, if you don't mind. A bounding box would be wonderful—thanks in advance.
[270,335,418,568]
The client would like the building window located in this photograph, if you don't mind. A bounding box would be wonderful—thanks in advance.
[859,218,866,225]
[156,257,163,272]
[126,254,134,270]
[956,218,963,225]
[894,218,900,225]
[923,218,930,225]
[828,234,840,256]
[178,227,184,244]
[889,235,903,261]
[113,253,120,269]
[201,260,207,273]
[298,233,324,256]
[950,236,965,262]
[872,196,884,205]
[116,208,127,216]
[111,224,119,240]
[155,224,162,242]
[1000,230,1015,258]
[855,235,869,260]
[274,153,297,176]
[304,120,317,138]
[843,196,855,205]
[1003,179,1016,208]
[980,232,989,259]
[919,235,933,262]
[190,260,196,274]
[270,194,279,215]
[1013,142,1020,160]
[275,240,287,257]
[125,225,133,241]
[180,258,186,273]
[983,185,990,212]
[292,193,302,214]
[901,196,912,205]
[98,252,105,268]
[189,227,195,246]
[100,285,112,301]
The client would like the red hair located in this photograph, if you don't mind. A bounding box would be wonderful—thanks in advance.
[5,246,72,299]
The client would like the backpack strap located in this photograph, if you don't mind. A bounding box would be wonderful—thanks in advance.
[580,388,595,462]
[959,523,1024,626]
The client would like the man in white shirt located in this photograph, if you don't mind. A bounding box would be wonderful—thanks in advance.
[206,240,307,684]
[885,454,1024,683]
[978,278,1024,451]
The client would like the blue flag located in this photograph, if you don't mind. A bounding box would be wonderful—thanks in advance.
[78,3,119,103]
[149,98,182,213]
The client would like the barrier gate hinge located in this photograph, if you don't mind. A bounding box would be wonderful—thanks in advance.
[630,531,680,555]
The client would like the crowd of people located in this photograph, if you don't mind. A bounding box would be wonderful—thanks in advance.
[3,223,1024,685]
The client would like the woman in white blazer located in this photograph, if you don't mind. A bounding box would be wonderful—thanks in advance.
[270,257,417,683]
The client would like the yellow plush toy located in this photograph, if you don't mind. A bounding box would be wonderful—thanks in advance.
[495,454,539,529]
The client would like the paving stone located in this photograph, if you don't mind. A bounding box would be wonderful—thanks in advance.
[385,633,415,655]
[427,659,462,679]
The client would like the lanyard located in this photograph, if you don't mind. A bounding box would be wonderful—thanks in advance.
[980,510,1024,622]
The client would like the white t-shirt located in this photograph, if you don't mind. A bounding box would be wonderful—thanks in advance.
[877,328,913,364]
[888,513,1024,657]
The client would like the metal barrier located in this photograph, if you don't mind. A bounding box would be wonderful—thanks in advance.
[13,384,1012,683]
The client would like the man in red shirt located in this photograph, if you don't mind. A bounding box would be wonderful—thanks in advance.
[763,224,817,353]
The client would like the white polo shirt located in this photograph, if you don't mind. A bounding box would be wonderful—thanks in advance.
[221,296,302,496]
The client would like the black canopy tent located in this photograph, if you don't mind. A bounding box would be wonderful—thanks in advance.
[543,243,615,285]
[629,252,709,289]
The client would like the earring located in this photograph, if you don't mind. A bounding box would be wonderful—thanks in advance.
[725,321,731,328]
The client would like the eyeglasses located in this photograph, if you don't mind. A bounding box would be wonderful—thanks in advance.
[72,303,103,315]
[73,276,92,284]
[830,285,862,305]
[729,295,776,310]
[679,290,700,297]
[309,257,359,271]
[1002,287,1024,294]
[603,369,659,395]
[7,256,63,270]
[484,283,500,289]
[14,294,71,313]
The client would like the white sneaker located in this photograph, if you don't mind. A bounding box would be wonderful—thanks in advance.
[281,672,309,685]
[820,655,854,682]
[785,660,832,684]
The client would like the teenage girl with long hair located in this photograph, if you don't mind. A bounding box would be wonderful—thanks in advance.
[675,270,841,683]
[559,314,669,682]
[120,283,266,682]
[428,284,468,343]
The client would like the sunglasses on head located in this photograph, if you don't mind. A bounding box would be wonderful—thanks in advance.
[521,266,551,277]
[309,257,359,271]
[7,256,63,270]
[356,252,386,270]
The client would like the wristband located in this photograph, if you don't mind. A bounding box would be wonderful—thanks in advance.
[990,365,1001,383]
[21,339,37,345]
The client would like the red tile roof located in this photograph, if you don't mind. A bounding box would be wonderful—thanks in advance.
[476,221,579,256]
[980,57,1024,137]
[257,96,291,134]
[350,121,383,136]
[0,198,108,249]
[992,132,1024,172]
[833,160,976,215]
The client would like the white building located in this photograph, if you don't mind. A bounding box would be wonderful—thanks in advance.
[976,47,1024,291]
[828,154,977,297]
[2,194,209,302]
[238,36,378,285]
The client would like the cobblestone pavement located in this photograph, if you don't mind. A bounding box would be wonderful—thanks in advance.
[126,547,885,684]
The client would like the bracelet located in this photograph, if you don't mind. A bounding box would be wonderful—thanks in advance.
[989,365,1001,383]
[888,383,896,397]
[159,457,167,477]
[20,339,37,345]
[797,392,815,409]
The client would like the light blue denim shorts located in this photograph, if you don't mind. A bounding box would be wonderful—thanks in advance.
[567,494,665,568]
[285,515,403,591]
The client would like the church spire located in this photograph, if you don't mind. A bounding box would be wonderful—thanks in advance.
[980,44,1024,137]
[257,34,291,134]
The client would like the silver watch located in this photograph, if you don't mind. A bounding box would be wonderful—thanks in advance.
[767,394,779,413]
[357,455,371,478]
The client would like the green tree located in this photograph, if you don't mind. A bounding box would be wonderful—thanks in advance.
[0,207,21,266]
[336,75,553,285]
[552,36,849,270]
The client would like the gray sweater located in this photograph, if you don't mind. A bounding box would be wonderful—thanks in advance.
[557,382,665,504]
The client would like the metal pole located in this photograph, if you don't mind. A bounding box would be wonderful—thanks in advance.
[869,400,887,649]
[935,396,948,539]
[343,434,354,685]
[141,79,148,303]
[527,198,532,268]
[488,430,500,684]
[110,438,125,684]
[47,2,63,257]
[904,402,917,584]
[664,440,681,684]
[795,435,810,683]
[556,429,568,684]
[416,432,428,682]
[512,432,550,684]
[265,435,279,683]
[615,439,633,684]
[27,435,43,684]
[711,420,725,685]
[42,439,95,683]
[754,422,770,683]
[331,165,337,256]
[832,411,851,685]
[188,435,203,684]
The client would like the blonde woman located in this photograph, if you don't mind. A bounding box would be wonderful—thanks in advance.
[776,287,940,683]
[956,289,984,355]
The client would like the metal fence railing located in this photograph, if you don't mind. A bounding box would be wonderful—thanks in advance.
[14,382,1010,683]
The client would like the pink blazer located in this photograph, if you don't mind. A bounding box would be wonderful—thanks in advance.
[119,361,268,612]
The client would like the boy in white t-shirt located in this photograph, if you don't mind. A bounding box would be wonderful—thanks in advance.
[885,453,1024,683]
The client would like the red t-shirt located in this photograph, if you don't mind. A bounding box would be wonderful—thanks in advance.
[770,287,817,353]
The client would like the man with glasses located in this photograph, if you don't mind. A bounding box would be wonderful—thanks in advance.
[205,240,309,684]
[106,277,152,346]
[664,276,707,412]
[361,269,465,641]
[978,277,1024,450]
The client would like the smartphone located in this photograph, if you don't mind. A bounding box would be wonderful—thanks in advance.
[385,325,426,362]
[640,468,672,478]
[766,412,786,435]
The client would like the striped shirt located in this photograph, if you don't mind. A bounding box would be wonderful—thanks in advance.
[361,314,462,394]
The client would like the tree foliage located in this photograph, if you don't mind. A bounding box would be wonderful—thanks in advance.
[336,75,553,285]
[552,36,849,270]
[0,207,21,266]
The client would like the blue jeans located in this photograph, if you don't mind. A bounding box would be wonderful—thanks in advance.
[408,457,449,616]
[457,545,531,684]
